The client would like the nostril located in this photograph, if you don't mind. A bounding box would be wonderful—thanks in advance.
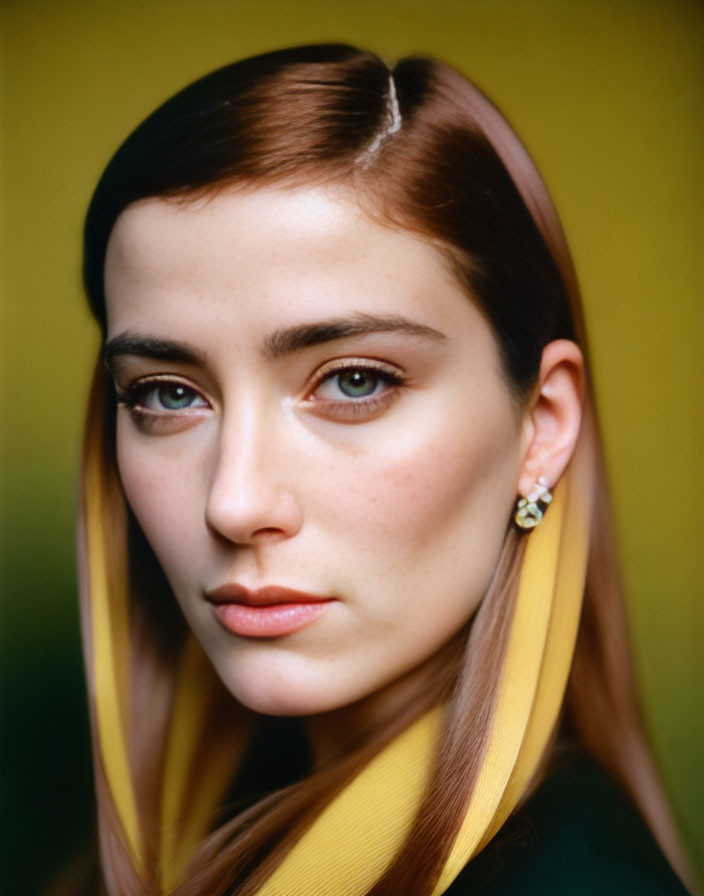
[252,527,287,538]
[204,454,303,545]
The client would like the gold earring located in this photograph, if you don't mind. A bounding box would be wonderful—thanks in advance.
[514,476,553,530]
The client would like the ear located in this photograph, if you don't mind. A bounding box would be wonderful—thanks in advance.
[517,340,585,497]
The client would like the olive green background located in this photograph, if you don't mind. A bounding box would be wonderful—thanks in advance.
[1,0,702,892]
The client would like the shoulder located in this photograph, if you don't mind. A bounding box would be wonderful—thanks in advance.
[444,751,690,896]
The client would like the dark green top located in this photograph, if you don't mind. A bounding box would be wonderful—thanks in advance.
[445,752,689,895]
[236,720,689,894]
[54,726,690,895]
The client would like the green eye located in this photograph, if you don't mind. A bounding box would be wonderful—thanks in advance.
[336,370,380,398]
[120,380,209,413]
[155,384,200,410]
[310,362,405,412]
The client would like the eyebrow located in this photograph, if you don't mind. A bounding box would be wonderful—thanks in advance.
[103,334,206,368]
[262,314,447,359]
[104,314,447,369]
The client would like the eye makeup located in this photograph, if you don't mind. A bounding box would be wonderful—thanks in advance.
[302,357,408,421]
[113,352,411,434]
[115,375,211,433]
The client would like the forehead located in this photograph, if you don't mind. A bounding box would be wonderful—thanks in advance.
[103,185,481,340]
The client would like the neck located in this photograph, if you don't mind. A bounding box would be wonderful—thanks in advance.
[303,633,464,766]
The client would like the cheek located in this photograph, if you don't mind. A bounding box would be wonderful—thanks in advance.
[115,422,205,578]
[332,419,517,557]
[312,404,521,624]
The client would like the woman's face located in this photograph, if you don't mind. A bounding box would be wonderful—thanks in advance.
[104,185,527,719]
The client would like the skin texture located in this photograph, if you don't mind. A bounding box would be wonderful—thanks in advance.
[104,185,583,756]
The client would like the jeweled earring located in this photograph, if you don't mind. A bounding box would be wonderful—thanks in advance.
[514,476,553,530]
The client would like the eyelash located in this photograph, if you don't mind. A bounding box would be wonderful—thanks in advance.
[115,376,208,428]
[115,360,407,429]
[304,358,407,418]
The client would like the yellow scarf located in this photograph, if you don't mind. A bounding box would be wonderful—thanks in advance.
[83,423,592,895]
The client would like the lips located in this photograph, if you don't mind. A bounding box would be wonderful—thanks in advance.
[204,584,335,638]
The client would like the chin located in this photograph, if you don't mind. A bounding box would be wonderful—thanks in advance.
[229,682,344,718]
[212,653,346,718]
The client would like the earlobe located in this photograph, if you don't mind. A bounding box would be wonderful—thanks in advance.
[517,339,585,499]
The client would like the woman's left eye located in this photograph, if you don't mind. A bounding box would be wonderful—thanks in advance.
[306,361,406,418]
[315,368,390,400]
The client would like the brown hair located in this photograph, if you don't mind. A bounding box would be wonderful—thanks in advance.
[79,43,690,895]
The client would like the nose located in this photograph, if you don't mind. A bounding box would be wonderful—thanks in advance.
[204,409,303,546]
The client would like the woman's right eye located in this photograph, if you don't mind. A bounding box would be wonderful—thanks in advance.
[116,378,210,425]
[139,382,208,412]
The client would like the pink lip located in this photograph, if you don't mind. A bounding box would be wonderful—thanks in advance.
[205,584,335,638]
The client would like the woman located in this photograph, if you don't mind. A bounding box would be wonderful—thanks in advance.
[78,43,693,894]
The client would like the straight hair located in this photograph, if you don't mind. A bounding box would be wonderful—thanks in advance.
[79,44,690,895]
